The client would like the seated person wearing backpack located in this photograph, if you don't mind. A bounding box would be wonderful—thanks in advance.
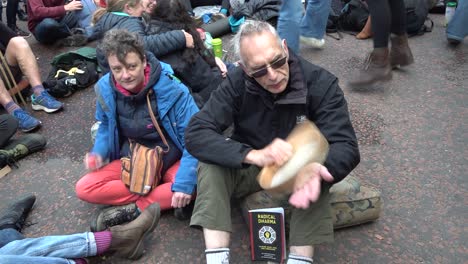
[146,0,228,107]
[75,30,199,232]
[0,22,63,132]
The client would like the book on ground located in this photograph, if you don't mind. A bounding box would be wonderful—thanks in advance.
[248,207,286,263]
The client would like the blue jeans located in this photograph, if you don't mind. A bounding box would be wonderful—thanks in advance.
[447,0,468,41]
[277,0,331,54]
[0,230,97,264]
[75,0,98,37]
[33,11,79,44]
[0,229,24,248]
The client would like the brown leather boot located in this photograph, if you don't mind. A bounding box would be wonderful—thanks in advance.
[390,34,414,68]
[349,47,392,88]
[356,16,372,40]
[108,203,160,260]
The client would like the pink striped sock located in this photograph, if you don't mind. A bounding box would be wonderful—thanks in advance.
[94,231,112,255]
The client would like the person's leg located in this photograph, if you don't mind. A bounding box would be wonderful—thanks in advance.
[74,0,97,37]
[277,0,303,54]
[0,232,97,258]
[348,0,392,88]
[5,36,63,113]
[190,162,262,263]
[367,0,390,48]
[387,0,413,68]
[0,78,41,132]
[0,114,17,147]
[136,160,181,211]
[447,0,468,44]
[76,160,141,206]
[5,0,18,28]
[287,185,333,263]
[0,255,77,264]
[33,18,70,44]
[299,0,332,49]
[0,228,24,248]
[356,15,372,39]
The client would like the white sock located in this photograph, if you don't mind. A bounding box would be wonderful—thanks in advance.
[205,248,230,264]
[287,253,313,263]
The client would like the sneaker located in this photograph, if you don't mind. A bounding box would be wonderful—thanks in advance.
[11,109,41,132]
[31,91,63,113]
[108,203,160,260]
[300,36,325,49]
[90,203,140,232]
[0,194,36,231]
[447,37,461,46]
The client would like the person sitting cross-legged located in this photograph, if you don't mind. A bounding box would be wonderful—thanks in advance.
[0,22,63,132]
[185,20,360,264]
[0,195,161,262]
[75,29,199,231]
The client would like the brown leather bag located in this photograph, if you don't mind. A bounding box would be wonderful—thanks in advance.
[121,90,169,195]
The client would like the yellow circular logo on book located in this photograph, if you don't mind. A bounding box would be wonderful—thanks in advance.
[258,226,276,244]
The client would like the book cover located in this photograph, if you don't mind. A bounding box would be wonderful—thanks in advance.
[248,207,286,263]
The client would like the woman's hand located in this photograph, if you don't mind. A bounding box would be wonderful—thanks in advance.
[215,57,228,78]
[84,152,103,171]
[171,192,192,208]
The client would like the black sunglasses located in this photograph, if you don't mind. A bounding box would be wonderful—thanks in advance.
[249,56,288,78]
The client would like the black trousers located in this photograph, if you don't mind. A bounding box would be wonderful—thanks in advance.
[0,114,18,148]
[367,0,407,48]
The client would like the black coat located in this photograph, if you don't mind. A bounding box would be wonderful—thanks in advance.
[145,19,224,106]
[185,52,360,183]
[91,13,186,73]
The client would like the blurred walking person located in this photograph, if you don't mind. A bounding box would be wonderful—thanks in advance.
[277,0,331,54]
[349,0,414,88]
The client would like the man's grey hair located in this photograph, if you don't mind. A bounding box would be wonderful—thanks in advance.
[98,29,146,65]
[232,20,282,64]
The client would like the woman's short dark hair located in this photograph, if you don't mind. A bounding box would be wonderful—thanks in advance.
[99,29,146,66]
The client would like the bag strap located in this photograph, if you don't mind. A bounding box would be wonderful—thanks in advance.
[146,89,170,153]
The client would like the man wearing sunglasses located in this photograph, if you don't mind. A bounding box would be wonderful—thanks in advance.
[185,20,360,264]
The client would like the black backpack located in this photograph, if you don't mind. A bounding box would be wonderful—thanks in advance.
[338,0,369,32]
[405,0,434,36]
[326,0,369,35]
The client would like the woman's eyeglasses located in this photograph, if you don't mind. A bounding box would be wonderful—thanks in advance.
[248,56,288,78]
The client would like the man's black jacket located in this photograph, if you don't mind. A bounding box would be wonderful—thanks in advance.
[185,52,360,183]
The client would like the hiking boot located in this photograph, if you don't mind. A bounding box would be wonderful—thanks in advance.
[348,47,392,88]
[31,91,63,113]
[0,194,36,231]
[11,109,41,132]
[390,34,414,68]
[108,203,160,260]
[174,201,195,221]
[0,133,47,166]
[90,203,140,232]
[300,36,325,49]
